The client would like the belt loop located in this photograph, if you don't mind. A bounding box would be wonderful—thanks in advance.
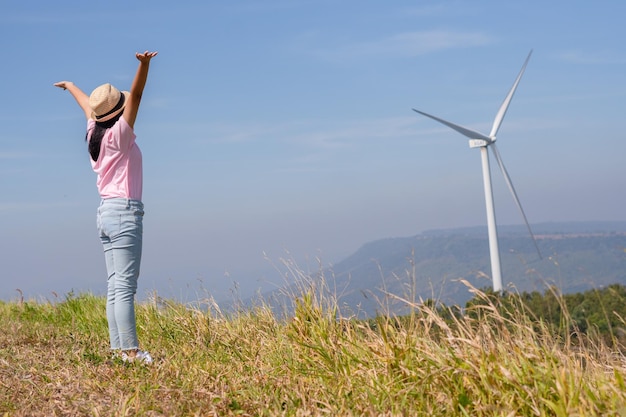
[126,199,131,209]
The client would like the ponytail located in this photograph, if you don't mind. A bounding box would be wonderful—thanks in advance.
[85,114,122,161]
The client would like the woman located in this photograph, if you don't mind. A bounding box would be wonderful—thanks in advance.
[54,51,158,363]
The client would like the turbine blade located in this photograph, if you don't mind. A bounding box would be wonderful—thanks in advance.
[489,50,533,139]
[412,109,491,141]
[491,143,542,259]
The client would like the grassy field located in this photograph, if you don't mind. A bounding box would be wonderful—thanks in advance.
[2,272,626,416]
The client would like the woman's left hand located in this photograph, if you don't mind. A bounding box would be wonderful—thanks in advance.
[53,81,74,91]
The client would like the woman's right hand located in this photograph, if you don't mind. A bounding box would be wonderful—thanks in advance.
[135,51,158,63]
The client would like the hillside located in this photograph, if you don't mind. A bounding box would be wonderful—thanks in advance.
[3,288,626,415]
[255,221,626,318]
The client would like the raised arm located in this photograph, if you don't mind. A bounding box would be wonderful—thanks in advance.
[123,51,158,129]
[54,81,91,120]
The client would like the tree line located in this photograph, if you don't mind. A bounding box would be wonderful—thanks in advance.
[460,284,626,349]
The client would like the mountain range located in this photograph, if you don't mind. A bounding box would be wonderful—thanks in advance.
[251,221,626,318]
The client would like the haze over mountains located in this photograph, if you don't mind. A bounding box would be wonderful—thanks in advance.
[250,221,626,318]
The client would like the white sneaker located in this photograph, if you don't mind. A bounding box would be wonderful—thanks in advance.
[122,350,153,364]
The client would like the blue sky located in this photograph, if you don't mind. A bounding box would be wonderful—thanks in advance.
[1,1,625,302]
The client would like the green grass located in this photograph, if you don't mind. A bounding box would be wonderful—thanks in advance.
[2,275,626,416]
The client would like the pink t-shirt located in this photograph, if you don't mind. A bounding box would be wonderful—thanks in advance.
[87,117,143,200]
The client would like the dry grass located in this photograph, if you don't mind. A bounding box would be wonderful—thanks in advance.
[2,264,626,416]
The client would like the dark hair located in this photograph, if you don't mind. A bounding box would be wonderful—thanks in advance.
[85,113,122,161]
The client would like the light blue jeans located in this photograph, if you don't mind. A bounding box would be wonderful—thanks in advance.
[97,198,144,350]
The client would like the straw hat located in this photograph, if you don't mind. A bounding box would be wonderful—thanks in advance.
[89,83,129,122]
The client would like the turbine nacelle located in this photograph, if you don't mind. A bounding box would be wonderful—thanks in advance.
[469,138,493,148]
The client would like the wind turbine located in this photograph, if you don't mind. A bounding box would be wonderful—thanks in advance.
[412,50,541,293]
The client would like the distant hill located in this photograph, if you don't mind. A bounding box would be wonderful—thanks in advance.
[251,221,626,318]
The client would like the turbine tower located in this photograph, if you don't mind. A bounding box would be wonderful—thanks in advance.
[412,50,540,292]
